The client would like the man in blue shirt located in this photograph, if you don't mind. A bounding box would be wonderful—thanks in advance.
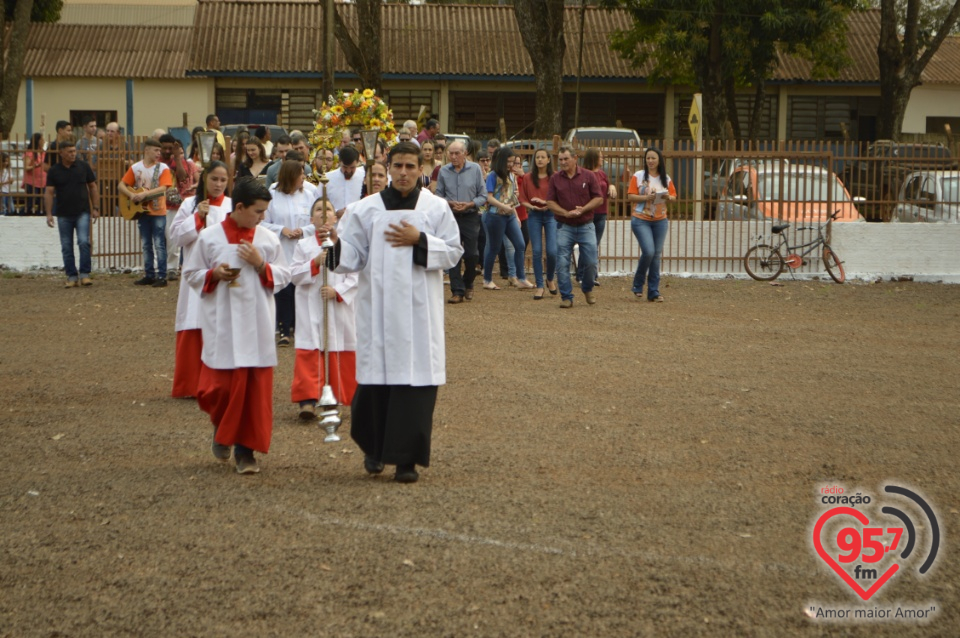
[434,140,486,303]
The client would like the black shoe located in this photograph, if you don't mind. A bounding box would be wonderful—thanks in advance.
[395,464,419,483]
[134,276,156,286]
[278,335,290,347]
[364,455,385,475]
[235,446,260,474]
[211,427,231,462]
[152,279,168,288]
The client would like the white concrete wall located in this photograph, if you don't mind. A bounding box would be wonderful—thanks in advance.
[602,220,960,283]
[5,216,959,283]
[0,217,70,270]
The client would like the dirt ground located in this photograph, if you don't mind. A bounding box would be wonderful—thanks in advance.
[1,272,959,637]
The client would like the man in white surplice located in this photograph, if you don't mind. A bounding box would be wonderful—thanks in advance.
[319,142,462,484]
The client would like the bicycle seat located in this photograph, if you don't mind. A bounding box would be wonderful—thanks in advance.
[771,223,790,234]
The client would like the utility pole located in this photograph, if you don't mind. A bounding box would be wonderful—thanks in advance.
[574,0,586,128]
[323,0,335,102]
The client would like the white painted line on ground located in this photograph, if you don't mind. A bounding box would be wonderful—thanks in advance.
[278,505,814,576]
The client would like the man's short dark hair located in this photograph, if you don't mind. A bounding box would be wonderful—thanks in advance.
[232,177,272,208]
[205,114,218,126]
[290,132,309,147]
[85,117,97,126]
[426,119,439,131]
[59,136,77,149]
[388,141,422,163]
[255,126,268,140]
[158,133,177,145]
[56,120,70,132]
[275,134,292,146]
[144,139,162,150]
[339,146,359,166]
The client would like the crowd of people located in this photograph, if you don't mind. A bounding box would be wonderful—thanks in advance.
[38,113,677,480]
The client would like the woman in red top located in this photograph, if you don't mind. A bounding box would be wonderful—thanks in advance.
[580,149,617,285]
[518,149,557,299]
[627,147,677,302]
[22,133,47,216]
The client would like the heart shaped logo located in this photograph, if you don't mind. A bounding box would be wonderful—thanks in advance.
[813,506,899,600]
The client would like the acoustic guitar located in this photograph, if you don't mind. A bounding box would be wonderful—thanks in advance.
[119,187,164,221]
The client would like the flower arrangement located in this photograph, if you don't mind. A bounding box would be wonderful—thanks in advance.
[309,88,397,169]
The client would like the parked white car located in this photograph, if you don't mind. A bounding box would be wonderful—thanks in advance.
[894,170,960,223]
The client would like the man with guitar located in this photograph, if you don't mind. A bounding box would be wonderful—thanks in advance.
[119,139,173,287]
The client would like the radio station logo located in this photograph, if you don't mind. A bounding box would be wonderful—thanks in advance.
[811,483,941,602]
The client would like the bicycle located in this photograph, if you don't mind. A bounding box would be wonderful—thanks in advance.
[743,211,846,283]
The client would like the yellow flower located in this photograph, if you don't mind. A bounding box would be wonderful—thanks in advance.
[362,89,374,98]
[370,119,382,128]
[331,105,344,115]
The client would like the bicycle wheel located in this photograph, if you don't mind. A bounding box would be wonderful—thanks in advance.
[744,244,784,281]
[823,244,846,284]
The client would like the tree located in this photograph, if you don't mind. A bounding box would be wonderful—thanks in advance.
[332,0,382,94]
[605,0,856,142]
[1,0,62,135]
[876,0,960,139]
[513,0,566,137]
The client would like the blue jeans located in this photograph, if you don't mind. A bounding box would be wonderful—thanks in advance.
[556,222,597,301]
[57,213,92,280]
[502,218,528,278]
[577,213,606,282]
[482,211,526,282]
[526,209,557,289]
[138,215,167,279]
[631,217,669,299]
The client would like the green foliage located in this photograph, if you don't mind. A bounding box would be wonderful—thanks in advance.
[605,0,857,86]
[4,0,62,22]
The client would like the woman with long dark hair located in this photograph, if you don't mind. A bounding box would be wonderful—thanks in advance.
[168,161,232,397]
[518,149,557,299]
[263,159,318,345]
[627,147,676,302]
[482,148,532,290]
[237,137,270,178]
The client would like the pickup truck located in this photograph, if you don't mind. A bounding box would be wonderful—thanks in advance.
[563,127,642,192]
[840,141,957,221]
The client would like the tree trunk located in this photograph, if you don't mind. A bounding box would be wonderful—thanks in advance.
[514,0,566,138]
[0,0,37,135]
[698,11,727,141]
[876,0,960,140]
[332,0,382,93]
[723,75,742,143]
[746,79,766,142]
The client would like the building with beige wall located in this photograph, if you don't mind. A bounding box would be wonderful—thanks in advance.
[12,2,960,142]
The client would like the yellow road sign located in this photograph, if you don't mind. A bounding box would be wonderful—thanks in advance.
[688,95,702,140]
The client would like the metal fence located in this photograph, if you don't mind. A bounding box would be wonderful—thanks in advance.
[506,137,960,276]
[6,134,959,274]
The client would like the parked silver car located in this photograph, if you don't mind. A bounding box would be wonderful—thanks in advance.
[894,170,960,223]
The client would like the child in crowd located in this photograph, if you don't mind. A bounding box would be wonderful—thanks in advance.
[0,153,13,215]
[183,177,291,474]
[289,199,358,420]
[168,161,231,399]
